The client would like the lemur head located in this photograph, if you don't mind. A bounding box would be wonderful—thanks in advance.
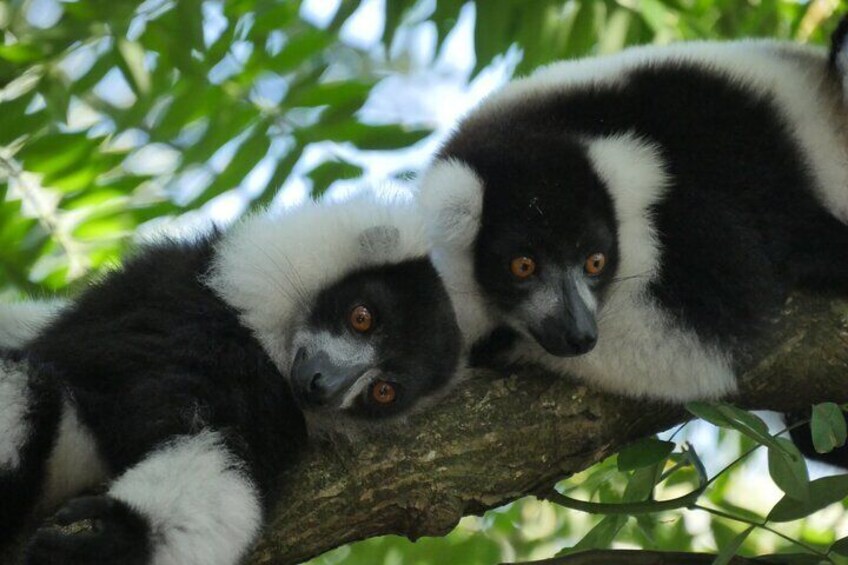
[209,194,462,429]
[420,110,665,357]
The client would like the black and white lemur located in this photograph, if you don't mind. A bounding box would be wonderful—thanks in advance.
[419,32,848,406]
[0,194,462,564]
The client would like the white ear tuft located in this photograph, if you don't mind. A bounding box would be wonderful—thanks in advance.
[358,225,400,258]
[417,159,484,250]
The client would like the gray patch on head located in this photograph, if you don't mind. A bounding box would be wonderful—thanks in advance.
[359,226,400,258]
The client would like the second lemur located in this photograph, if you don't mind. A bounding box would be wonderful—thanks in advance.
[420,26,848,401]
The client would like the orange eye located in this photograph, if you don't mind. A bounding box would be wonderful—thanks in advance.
[510,256,536,279]
[585,253,606,276]
[349,305,373,333]
[371,380,396,405]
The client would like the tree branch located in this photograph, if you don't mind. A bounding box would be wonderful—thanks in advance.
[3,294,847,564]
[246,293,848,563]
[526,549,767,564]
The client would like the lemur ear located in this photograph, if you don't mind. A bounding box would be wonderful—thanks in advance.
[359,225,401,257]
[417,159,484,249]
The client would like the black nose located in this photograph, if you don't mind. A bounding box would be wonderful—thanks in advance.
[291,349,328,406]
[569,333,597,355]
[290,349,353,407]
[530,316,598,357]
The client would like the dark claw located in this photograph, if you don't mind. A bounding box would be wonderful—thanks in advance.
[25,495,151,565]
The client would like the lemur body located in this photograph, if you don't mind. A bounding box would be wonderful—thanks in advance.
[420,38,848,401]
[1,196,462,564]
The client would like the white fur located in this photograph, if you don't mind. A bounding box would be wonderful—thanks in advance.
[476,40,848,224]
[109,431,262,565]
[517,291,736,400]
[0,300,65,348]
[536,133,734,399]
[417,160,496,346]
[39,400,109,511]
[291,330,376,371]
[0,358,30,469]
[207,192,430,371]
[587,134,669,282]
[340,367,381,409]
[533,134,728,399]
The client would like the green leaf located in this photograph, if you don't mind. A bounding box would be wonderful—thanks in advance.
[618,438,675,472]
[750,554,831,565]
[269,29,331,73]
[190,128,271,208]
[306,159,363,199]
[473,0,516,76]
[285,81,374,109]
[831,535,848,556]
[382,0,416,48]
[116,39,151,97]
[768,474,848,522]
[687,403,792,457]
[18,133,99,177]
[687,402,735,428]
[622,464,662,503]
[300,122,431,150]
[558,515,628,555]
[431,0,465,51]
[811,402,847,454]
[711,525,754,565]
[0,43,47,63]
[767,437,809,501]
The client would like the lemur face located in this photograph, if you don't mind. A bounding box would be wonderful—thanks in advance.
[420,134,619,357]
[210,195,465,431]
[287,259,461,419]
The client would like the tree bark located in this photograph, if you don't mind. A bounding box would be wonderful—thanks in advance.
[250,293,848,563]
[2,294,847,564]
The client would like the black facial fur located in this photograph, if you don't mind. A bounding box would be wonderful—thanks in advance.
[467,135,618,305]
[305,258,462,418]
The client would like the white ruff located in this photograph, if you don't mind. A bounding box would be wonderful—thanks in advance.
[207,193,430,371]
[0,358,30,469]
[39,400,110,511]
[0,300,65,348]
[525,130,736,400]
[417,160,497,346]
[109,431,262,565]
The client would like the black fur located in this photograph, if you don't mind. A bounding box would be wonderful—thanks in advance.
[829,14,848,69]
[3,229,461,562]
[307,259,461,419]
[441,60,848,352]
[0,353,61,547]
[24,236,306,504]
[26,496,151,565]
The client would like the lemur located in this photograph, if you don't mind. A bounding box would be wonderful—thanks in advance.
[0,194,462,565]
[418,28,848,404]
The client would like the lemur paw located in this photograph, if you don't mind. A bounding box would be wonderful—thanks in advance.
[25,495,150,565]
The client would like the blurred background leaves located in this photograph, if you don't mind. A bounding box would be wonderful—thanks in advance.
[2,0,848,563]
[1,0,841,299]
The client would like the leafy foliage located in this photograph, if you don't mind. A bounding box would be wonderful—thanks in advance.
[3,0,848,563]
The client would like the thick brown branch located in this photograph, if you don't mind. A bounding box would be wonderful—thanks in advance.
[2,294,846,564]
